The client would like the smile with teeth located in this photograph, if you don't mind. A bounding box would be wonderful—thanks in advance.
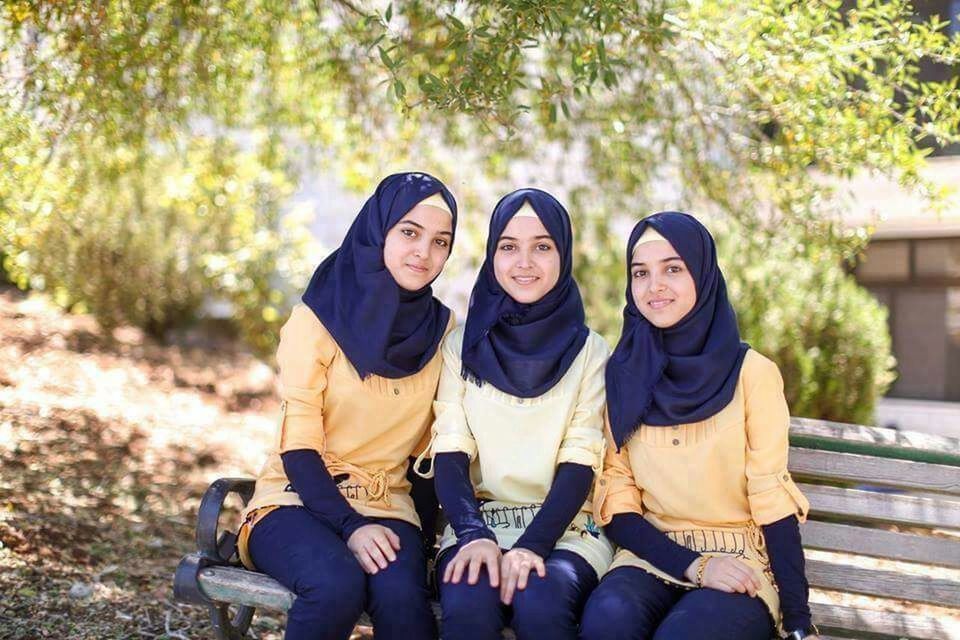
[512,275,539,285]
[648,298,673,309]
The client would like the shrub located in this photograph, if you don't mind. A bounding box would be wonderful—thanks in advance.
[719,226,896,424]
[1,133,316,357]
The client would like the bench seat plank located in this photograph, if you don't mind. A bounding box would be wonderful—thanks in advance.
[810,602,960,639]
[199,566,294,612]
[805,558,960,607]
[800,483,960,530]
[790,447,960,495]
[799,520,960,569]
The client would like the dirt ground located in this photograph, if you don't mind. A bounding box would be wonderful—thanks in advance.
[0,286,287,639]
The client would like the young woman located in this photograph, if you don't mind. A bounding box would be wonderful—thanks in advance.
[580,211,818,640]
[417,188,613,640]
[236,172,458,640]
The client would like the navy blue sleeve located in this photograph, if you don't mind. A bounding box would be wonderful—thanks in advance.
[605,512,700,581]
[433,452,497,546]
[281,449,371,541]
[407,455,440,554]
[513,463,594,558]
[763,515,812,632]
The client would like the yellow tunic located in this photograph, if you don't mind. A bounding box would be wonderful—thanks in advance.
[593,349,809,629]
[425,325,615,577]
[238,304,453,568]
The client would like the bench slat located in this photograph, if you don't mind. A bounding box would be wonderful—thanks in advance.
[199,566,294,612]
[810,601,960,639]
[805,558,960,607]
[198,565,960,637]
[790,418,960,467]
[790,447,960,495]
[800,520,960,569]
[800,483,960,529]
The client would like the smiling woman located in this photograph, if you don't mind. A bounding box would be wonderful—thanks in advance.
[235,172,459,640]
[629,226,697,328]
[383,195,455,292]
[492,202,561,304]
[419,188,613,640]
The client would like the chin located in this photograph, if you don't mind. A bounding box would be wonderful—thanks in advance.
[507,289,547,304]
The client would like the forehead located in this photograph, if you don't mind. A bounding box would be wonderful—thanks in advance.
[631,238,680,262]
[500,213,550,238]
[398,203,453,232]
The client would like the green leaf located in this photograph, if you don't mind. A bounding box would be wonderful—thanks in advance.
[378,45,393,69]
[385,3,392,23]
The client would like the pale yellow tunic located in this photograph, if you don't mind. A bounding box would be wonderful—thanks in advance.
[594,349,810,629]
[237,304,453,568]
[423,325,615,577]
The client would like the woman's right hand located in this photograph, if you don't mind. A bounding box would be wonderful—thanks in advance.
[685,555,762,597]
[442,538,501,587]
[347,524,401,574]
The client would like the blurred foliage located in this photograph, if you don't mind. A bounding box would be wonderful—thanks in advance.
[2,0,958,417]
[719,223,896,424]
[1,132,315,356]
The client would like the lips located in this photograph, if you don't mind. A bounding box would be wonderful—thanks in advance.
[405,263,429,274]
[512,275,539,285]
[648,299,673,309]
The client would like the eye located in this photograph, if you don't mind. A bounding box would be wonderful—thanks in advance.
[536,243,553,252]
[400,228,417,238]
[632,269,647,279]
[667,264,683,274]
[434,238,449,248]
[498,243,515,252]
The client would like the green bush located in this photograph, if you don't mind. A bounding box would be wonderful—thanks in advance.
[1,133,316,357]
[718,227,896,425]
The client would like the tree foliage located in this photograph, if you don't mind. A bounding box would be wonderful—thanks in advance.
[3,0,958,414]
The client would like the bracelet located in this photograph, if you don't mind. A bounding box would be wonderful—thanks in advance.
[695,556,710,587]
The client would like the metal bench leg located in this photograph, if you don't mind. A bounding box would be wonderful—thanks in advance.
[209,602,255,640]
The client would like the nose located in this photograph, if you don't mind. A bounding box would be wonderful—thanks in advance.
[413,237,430,259]
[648,272,666,292]
[517,247,533,269]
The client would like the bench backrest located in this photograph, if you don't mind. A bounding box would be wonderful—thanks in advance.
[787,417,960,640]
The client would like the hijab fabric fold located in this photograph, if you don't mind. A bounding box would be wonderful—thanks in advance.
[605,212,749,449]
[461,188,588,398]
[301,172,457,379]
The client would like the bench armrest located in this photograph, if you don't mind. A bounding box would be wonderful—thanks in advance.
[197,477,256,564]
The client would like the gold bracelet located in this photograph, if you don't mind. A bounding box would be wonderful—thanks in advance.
[695,556,710,587]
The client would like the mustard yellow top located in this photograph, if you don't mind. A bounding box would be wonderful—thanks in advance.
[593,349,809,629]
[425,325,615,576]
[241,303,454,527]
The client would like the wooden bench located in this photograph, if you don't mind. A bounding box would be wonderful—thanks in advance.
[173,417,960,639]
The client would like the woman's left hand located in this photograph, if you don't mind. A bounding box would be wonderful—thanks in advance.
[499,547,546,605]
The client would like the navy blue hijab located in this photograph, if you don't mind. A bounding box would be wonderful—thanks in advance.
[461,188,588,398]
[605,212,749,449]
[301,172,457,379]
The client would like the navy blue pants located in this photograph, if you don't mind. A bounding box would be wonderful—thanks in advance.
[437,546,598,640]
[248,506,436,640]
[579,566,774,640]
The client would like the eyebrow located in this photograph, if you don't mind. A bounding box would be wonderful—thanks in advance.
[498,235,555,242]
[398,220,453,236]
[630,256,683,267]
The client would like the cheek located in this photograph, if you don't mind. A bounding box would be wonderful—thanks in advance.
[630,279,644,307]
[543,254,561,288]
[678,277,697,311]
[493,252,511,286]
